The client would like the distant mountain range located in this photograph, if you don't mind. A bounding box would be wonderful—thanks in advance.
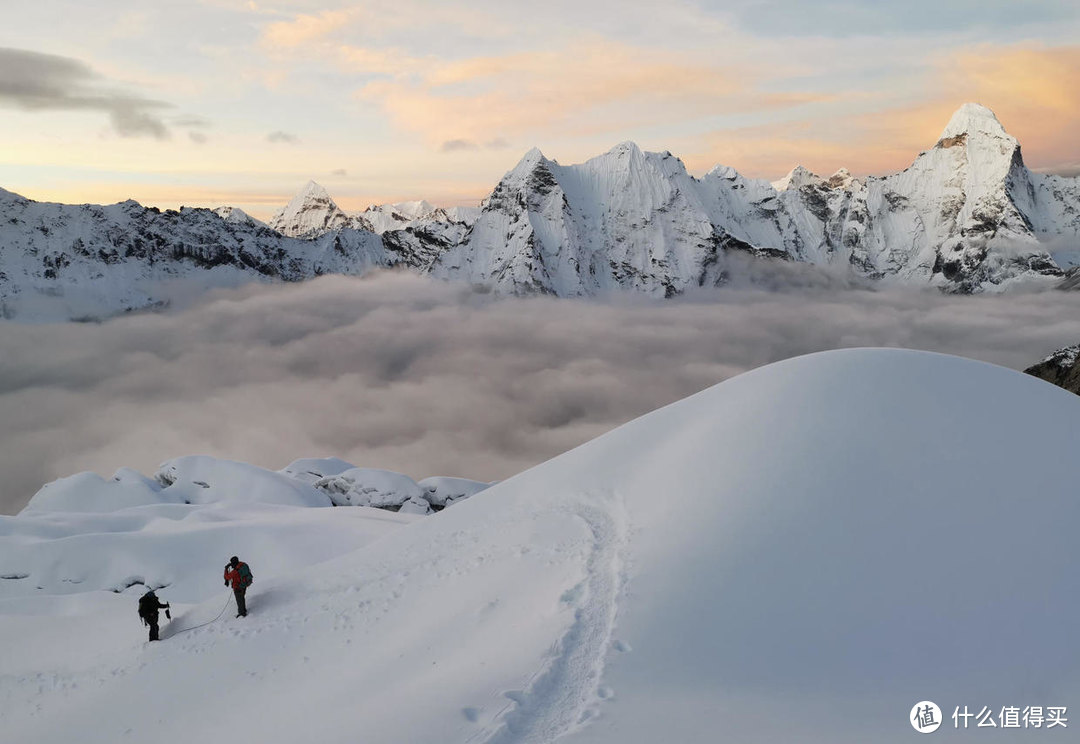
[2,103,1078,319]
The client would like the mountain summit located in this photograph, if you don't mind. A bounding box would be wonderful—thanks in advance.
[269,180,356,238]
[939,101,1011,141]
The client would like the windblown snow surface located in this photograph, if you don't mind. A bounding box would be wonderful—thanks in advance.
[2,349,1078,743]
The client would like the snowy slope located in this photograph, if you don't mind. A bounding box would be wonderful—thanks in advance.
[2,348,1078,743]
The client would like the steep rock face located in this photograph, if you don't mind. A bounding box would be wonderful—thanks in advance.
[1025,344,1080,395]
[432,144,758,296]
[428,104,1077,296]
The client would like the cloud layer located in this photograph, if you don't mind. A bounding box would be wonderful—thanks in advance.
[1,273,1078,515]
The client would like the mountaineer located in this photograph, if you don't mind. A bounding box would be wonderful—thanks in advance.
[138,588,171,642]
[224,556,253,617]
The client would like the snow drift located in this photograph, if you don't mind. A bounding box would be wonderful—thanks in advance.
[2,348,1078,743]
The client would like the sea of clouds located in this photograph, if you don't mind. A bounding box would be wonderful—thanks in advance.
[1,271,1077,514]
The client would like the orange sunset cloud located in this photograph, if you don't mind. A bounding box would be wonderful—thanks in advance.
[685,44,1080,180]
[348,38,827,148]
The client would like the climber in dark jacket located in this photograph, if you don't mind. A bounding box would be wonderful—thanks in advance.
[224,556,253,617]
[138,589,170,642]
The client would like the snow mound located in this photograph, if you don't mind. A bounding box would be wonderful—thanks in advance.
[21,468,176,514]
[417,476,491,508]
[277,456,357,485]
[152,456,332,508]
[313,467,430,513]
[3,349,1079,743]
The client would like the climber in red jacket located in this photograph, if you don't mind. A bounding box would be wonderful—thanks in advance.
[224,556,253,617]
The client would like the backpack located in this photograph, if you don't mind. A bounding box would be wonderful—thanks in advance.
[138,592,157,618]
[237,562,253,588]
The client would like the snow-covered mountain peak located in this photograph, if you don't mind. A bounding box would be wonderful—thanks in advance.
[299,179,330,199]
[281,181,339,216]
[269,180,353,238]
[489,147,555,194]
[586,141,688,180]
[772,164,822,191]
[706,164,740,181]
[212,205,264,228]
[826,167,856,189]
[389,199,436,220]
[515,146,548,170]
[358,198,468,234]
[606,140,643,158]
[940,102,1011,142]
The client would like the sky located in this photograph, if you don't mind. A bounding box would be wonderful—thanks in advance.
[2,271,1078,515]
[1,0,1078,219]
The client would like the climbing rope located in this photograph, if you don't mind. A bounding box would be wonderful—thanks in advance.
[167,591,235,637]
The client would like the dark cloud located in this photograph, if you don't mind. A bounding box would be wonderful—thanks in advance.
[189,131,208,144]
[267,130,300,144]
[331,168,348,176]
[0,47,171,139]
[440,138,478,152]
[441,138,511,152]
[1,272,1078,515]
